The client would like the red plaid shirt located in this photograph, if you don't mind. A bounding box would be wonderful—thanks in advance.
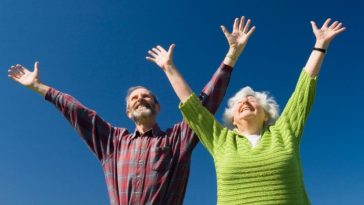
[45,63,232,205]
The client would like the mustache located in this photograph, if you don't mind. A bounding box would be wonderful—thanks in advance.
[133,101,153,109]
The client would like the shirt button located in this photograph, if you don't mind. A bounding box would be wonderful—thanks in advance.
[138,160,144,167]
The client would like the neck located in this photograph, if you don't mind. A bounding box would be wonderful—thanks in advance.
[134,117,156,134]
[235,120,263,135]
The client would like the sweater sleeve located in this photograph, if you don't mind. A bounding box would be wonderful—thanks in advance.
[179,93,228,156]
[45,88,117,161]
[274,69,317,141]
[174,63,232,153]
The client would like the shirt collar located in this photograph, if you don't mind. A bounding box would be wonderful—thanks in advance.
[132,124,164,138]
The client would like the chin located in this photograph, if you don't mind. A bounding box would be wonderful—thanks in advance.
[132,109,155,120]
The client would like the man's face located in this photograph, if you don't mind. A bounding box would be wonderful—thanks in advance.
[126,88,159,121]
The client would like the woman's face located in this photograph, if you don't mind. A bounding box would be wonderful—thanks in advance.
[232,95,267,126]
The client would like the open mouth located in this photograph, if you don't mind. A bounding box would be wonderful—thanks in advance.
[239,106,253,113]
[135,103,151,111]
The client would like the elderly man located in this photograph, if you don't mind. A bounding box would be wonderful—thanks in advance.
[8,17,254,205]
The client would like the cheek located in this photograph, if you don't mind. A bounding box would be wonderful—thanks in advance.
[232,106,240,117]
[258,107,267,119]
[232,106,241,124]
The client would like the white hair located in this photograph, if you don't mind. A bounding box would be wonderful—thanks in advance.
[223,86,280,129]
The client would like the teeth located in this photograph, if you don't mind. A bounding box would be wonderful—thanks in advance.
[240,107,252,112]
[136,105,149,110]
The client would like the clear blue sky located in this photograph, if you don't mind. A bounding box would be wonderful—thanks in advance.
[0,0,363,204]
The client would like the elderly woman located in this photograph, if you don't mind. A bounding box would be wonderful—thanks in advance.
[147,17,345,204]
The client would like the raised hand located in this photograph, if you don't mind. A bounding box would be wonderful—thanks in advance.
[8,62,40,88]
[311,18,346,49]
[8,61,50,96]
[221,16,256,56]
[146,44,192,102]
[305,18,346,77]
[146,44,176,71]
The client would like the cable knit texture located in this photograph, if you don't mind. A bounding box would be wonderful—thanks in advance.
[180,69,316,205]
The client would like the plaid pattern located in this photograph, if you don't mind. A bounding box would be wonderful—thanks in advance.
[45,63,232,205]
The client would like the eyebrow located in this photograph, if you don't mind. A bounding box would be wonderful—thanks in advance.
[130,92,152,98]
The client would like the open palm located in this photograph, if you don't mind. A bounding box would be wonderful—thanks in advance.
[311,18,346,45]
[221,16,255,52]
[146,44,175,71]
[8,62,39,87]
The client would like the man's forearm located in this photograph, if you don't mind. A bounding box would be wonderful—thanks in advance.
[30,82,50,97]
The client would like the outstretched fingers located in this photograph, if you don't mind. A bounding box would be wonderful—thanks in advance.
[242,18,250,33]
[145,56,156,63]
[148,50,158,58]
[322,18,331,29]
[245,25,256,37]
[334,22,343,30]
[146,44,175,70]
[331,21,346,34]
[8,66,18,79]
[220,25,230,39]
[146,45,170,62]
[8,65,25,82]
[152,48,161,55]
[334,26,346,35]
[329,21,339,29]
[238,16,245,31]
[233,18,239,32]
[9,65,23,76]
[156,45,167,53]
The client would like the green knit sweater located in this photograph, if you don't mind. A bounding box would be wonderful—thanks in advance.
[180,70,316,205]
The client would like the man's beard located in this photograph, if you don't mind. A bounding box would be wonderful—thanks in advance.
[130,104,157,122]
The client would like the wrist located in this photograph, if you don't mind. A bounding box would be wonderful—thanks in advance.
[163,64,176,73]
[226,47,242,61]
[314,40,329,50]
[32,82,50,97]
[29,80,44,91]
[28,80,41,90]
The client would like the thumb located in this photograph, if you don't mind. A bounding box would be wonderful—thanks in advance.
[168,44,176,56]
[34,61,40,76]
[310,21,318,32]
[220,25,229,39]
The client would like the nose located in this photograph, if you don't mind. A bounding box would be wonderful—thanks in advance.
[136,95,143,102]
[240,98,248,104]
[137,94,149,103]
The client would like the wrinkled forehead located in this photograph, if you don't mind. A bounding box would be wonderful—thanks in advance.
[128,88,153,99]
[236,94,257,102]
[125,86,159,110]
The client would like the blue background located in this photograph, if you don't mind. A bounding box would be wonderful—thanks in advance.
[0,0,363,204]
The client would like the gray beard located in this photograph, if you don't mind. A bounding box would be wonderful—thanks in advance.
[131,107,156,122]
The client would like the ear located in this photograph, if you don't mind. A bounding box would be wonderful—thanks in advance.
[264,113,269,122]
[232,118,237,127]
[126,108,133,119]
[155,103,161,114]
